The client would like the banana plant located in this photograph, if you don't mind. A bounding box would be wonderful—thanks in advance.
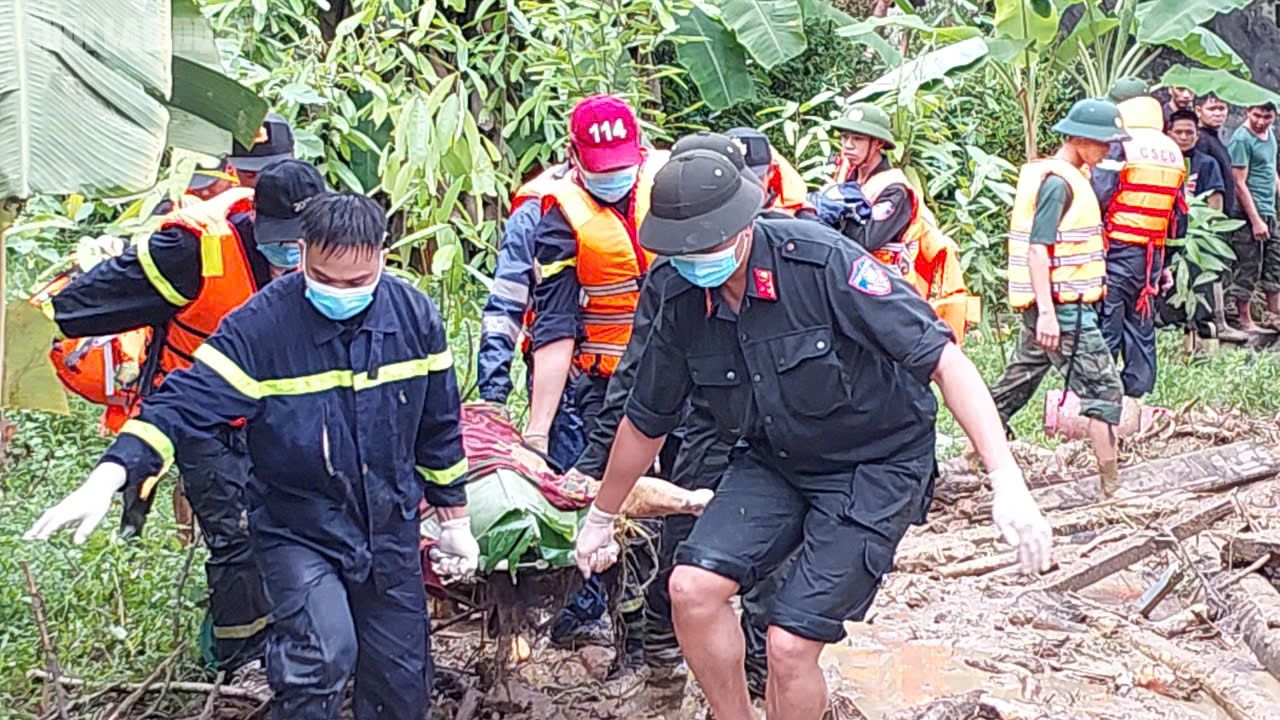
[0,0,267,426]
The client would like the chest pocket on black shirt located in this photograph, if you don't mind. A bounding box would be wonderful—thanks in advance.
[687,353,748,434]
[770,327,845,417]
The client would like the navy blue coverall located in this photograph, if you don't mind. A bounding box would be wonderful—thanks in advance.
[476,198,583,471]
[104,272,469,720]
[1093,145,1163,398]
[52,213,273,667]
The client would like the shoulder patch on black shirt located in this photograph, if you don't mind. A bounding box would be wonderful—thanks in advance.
[848,256,891,296]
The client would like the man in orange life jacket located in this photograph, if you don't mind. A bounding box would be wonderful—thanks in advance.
[475,162,607,647]
[523,93,670,664]
[1092,84,1187,398]
[724,127,813,217]
[151,156,242,216]
[29,158,323,677]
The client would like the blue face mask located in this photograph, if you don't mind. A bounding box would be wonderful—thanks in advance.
[581,166,639,203]
[670,231,748,288]
[258,242,300,269]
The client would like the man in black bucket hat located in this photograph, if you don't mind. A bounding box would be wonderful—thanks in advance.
[572,149,1053,720]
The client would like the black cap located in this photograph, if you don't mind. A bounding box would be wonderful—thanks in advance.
[254,159,326,244]
[638,150,764,256]
[725,128,772,180]
[672,131,761,189]
[230,112,295,172]
[187,156,235,191]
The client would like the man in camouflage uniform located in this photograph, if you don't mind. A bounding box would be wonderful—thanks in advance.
[987,100,1127,497]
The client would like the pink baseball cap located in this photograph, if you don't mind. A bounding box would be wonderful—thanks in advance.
[569,94,642,172]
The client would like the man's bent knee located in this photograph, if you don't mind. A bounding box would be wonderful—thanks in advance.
[765,626,823,678]
[669,565,737,615]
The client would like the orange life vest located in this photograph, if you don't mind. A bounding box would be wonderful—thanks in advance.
[1106,98,1187,314]
[540,150,669,377]
[765,155,812,216]
[32,272,151,433]
[152,187,259,372]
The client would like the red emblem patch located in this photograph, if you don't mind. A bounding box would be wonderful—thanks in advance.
[753,268,777,300]
[848,256,891,296]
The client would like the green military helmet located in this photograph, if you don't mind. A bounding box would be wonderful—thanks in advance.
[1052,98,1131,143]
[831,103,896,149]
[1107,76,1148,104]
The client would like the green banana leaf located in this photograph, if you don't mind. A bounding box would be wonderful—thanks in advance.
[852,37,989,105]
[672,7,757,110]
[465,468,580,575]
[0,0,172,197]
[994,0,1060,49]
[1135,0,1252,47]
[1158,27,1249,77]
[714,0,807,70]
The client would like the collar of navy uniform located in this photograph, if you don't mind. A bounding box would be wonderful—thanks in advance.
[310,276,401,346]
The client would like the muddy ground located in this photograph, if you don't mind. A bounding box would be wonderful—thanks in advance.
[27,409,1280,720]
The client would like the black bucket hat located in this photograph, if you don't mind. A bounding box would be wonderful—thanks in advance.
[230,113,295,172]
[254,159,326,244]
[724,128,773,180]
[639,150,764,256]
[671,131,760,188]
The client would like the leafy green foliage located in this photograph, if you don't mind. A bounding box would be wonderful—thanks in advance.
[1165,194,1241,322]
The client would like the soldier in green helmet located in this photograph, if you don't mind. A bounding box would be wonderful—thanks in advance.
[826,103,921,271]
[983,98,1129,498]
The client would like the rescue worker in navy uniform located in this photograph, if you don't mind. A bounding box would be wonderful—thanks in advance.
[29,193,480,720]
[475,162,584,471]
[574,150,1053,720]
[565,132,776,698]
[27,158,321,678]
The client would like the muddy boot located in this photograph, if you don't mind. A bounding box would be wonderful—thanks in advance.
[1098,458,1121,499]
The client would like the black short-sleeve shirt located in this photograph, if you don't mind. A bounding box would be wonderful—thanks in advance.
[623,217,953,473]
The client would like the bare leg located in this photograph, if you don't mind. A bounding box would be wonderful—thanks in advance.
[1087,418,1120,497]
[670,566,756,720]
[1236,298,1259,330]
[764,626,827,720]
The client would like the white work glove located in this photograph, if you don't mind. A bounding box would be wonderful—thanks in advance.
[430,516,480,583]
[575,504,620,578]
[989,465,1053,575]
[24,462,127,544]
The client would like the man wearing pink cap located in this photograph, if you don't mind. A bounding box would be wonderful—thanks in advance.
[522,93,670,665]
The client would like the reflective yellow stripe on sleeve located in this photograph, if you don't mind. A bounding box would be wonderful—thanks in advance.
[136,235,192,307]
[212,615,270,640]
[417,457,469,486]
[193,344,267,398]
[120,419,175,465]
[121,419,176,502]
[539,258,577,279]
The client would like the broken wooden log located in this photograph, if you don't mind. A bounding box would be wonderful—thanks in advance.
[1131,562,1185,618]
[1220,570,1280,683]
[968,441,1280,516]
[1126,625,1277,720]
[1151,603,1213,638]
[1041,497,1232,593]
[1220,530,1280,572]
[894,538,980,574]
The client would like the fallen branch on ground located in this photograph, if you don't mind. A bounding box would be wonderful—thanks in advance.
[22,562,70,720]
[26,671,270,703]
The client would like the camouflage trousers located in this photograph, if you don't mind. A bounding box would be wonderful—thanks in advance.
[989,312,1124,427]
